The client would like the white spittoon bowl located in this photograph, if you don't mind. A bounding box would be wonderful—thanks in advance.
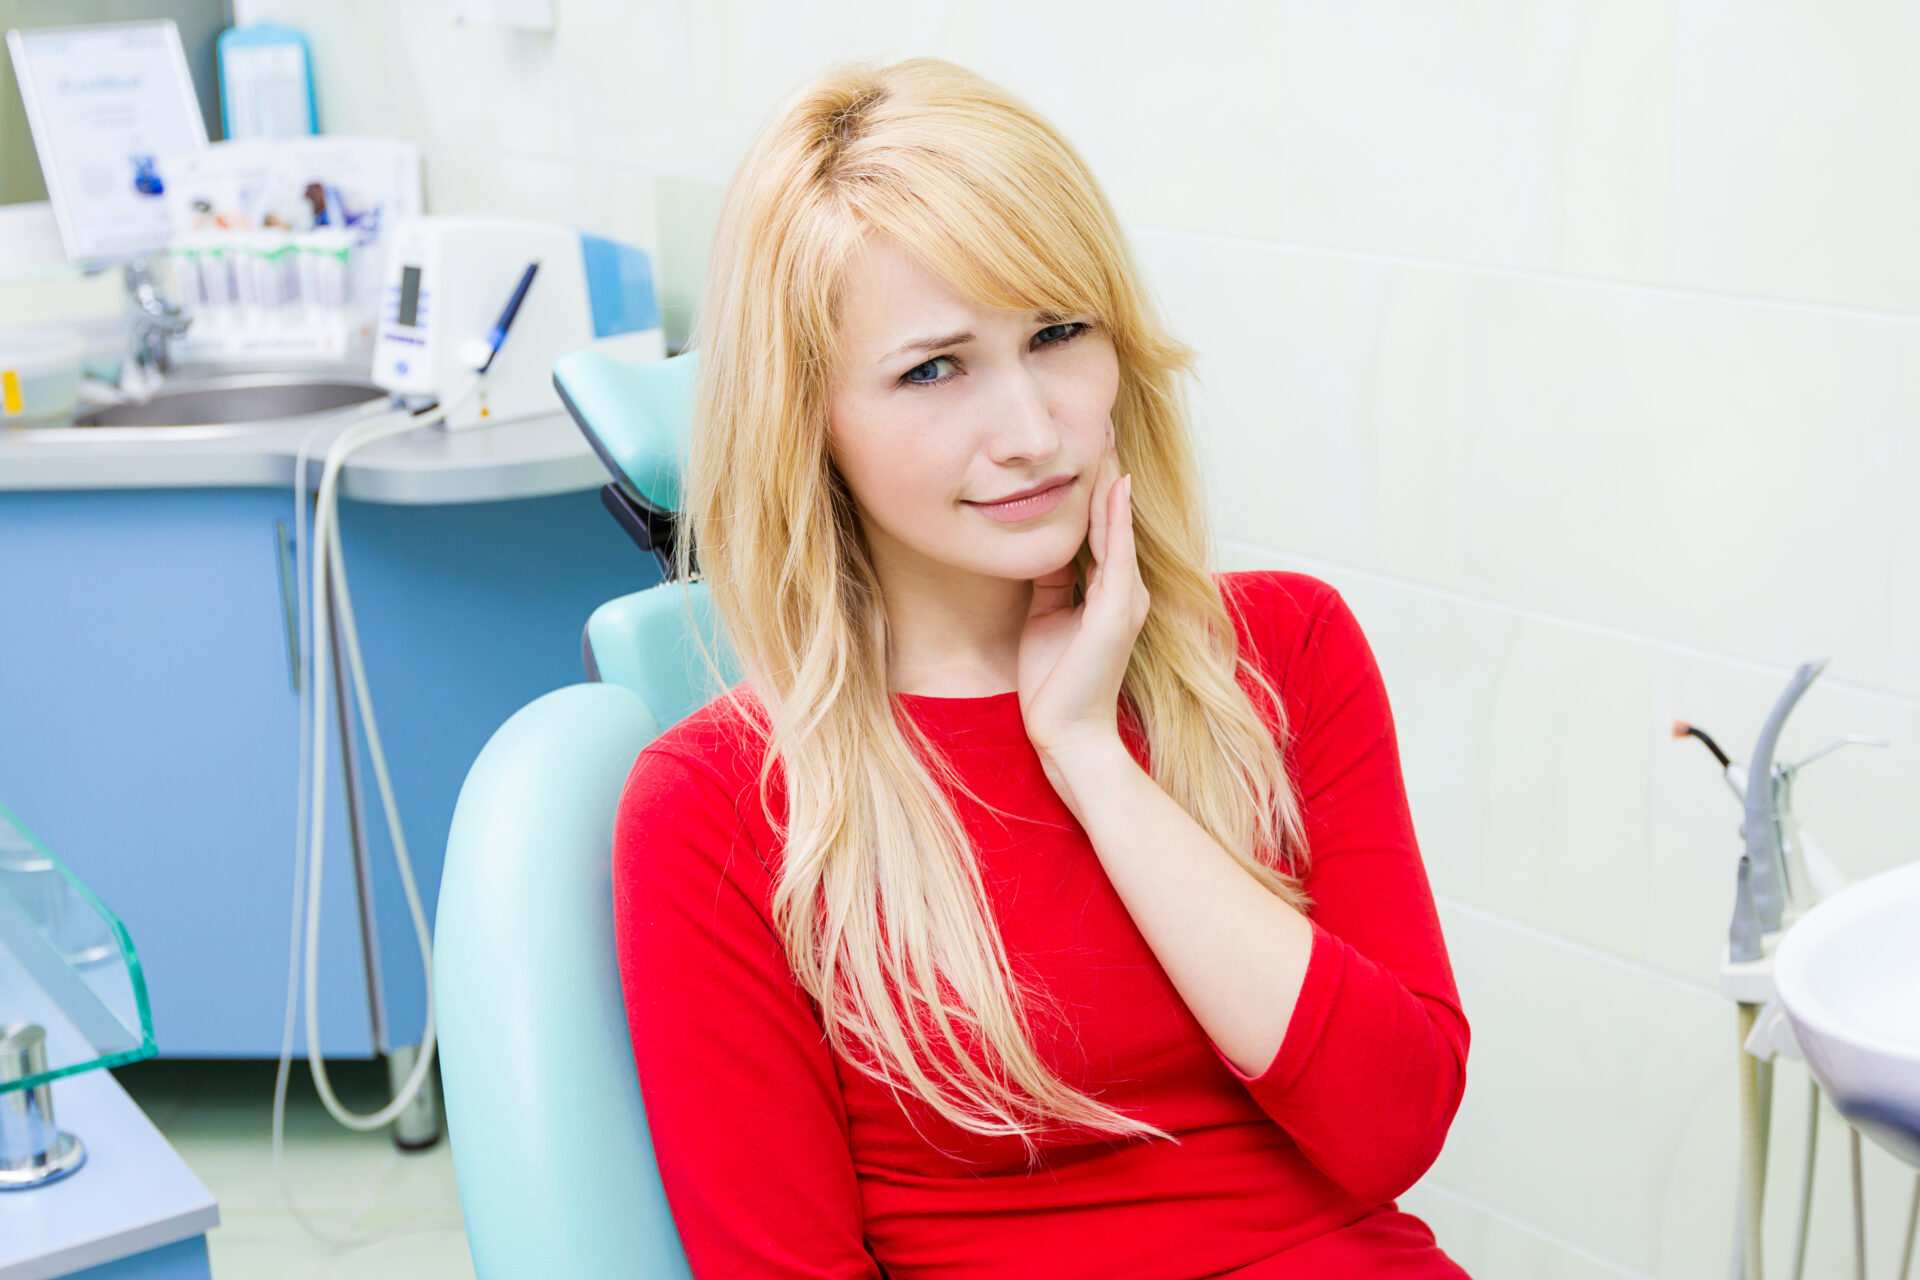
[1773,858,1920,1169]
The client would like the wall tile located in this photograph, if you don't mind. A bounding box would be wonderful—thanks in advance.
[1451,273,1900,685]
[967,2,1292,246]
[973,1,1672,285]
[1427,901,1732,1274]
[1136,230,1468,582]
[653,177,725,352]
[0,270,120,333]
[1270,0,1672,282]
[419,146,659,254]
[1215,546,1494,909]
[1890,326,1920,698]
[269,0,984,183]
[262,0,413,139]
[1399,1181,1646,1279]
[259,0,1676,290]
[1673,0,1920,313]
[1218,544,1658,964]
[1149,229,1904,681]
[0,278,66,332]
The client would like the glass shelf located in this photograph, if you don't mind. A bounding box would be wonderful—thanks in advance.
[0,799,156,1094]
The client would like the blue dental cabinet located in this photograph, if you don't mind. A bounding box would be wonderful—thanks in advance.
[0,484,652,1058]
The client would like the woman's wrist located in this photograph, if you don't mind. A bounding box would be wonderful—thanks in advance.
[1036,733,1143,826]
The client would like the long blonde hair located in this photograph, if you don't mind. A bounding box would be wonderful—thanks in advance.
[678,57,1311,1156]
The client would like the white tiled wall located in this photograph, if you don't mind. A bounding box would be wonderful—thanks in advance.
[243,2,1920,1274]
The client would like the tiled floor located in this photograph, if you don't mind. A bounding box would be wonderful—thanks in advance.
[113,1058,476,1280]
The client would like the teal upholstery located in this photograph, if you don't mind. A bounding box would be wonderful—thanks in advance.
[438,349,726,1278]
[435,684,689,1278]
[552,348,699,511]
[585,579,740,718]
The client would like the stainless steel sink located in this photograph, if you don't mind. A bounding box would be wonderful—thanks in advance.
[69,373,388,429]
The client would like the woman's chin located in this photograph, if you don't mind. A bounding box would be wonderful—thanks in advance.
[973,542,1086,585]
[917,519,1087,584]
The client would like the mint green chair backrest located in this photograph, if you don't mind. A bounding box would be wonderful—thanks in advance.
[437,348,736,1279]
[553,347,699,513]
[557,347,740,696]
[584,579,738,724]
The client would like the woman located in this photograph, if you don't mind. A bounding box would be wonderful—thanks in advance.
[613,57,1470,1279]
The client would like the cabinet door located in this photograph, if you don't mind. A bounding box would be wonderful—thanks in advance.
[0,488,374,1057]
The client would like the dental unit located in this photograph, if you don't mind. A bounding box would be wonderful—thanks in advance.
[279,216,662,1240]
[1675,664,1914,1280]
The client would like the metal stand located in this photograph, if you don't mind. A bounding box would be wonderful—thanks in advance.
[325,541,442,1153]
[387,1043,441,1152]
[0,1024,85,1190]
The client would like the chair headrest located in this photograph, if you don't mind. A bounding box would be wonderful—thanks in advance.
[553,349,699,514]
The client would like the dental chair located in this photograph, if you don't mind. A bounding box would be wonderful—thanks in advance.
[435,349,735,1278]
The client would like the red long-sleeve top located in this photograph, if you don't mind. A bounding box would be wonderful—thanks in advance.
[614,569,1471,1278]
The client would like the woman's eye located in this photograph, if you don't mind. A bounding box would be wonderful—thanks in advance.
[903,355,955,385]
[898,322,1091,388]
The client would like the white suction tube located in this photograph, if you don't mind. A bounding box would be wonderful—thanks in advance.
[271,385,475,1245]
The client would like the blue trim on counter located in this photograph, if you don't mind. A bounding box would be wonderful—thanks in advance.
[64,1236,211,1280]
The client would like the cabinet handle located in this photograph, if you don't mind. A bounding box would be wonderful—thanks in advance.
[275,520,301,694]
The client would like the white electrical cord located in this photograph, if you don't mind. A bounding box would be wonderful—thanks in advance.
[270,387,476,1246]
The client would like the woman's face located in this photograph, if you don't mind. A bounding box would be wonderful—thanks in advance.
[826,234,1120,588]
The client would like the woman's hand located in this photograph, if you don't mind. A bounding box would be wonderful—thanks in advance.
[1017,420,1149,784]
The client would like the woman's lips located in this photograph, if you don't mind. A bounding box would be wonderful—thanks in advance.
[963,476,1076,523]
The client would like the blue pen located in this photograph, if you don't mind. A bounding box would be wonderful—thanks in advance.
[479,262,540,374]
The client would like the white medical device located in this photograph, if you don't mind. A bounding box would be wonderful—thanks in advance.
[372,216,665,430]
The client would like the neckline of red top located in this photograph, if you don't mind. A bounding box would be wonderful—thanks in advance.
[892,689,1031,745]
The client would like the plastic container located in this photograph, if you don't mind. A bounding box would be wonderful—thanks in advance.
[0,327,84,427]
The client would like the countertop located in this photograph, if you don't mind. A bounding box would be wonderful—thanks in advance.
[0,410,609,505]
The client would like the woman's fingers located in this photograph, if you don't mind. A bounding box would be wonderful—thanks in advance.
[1087,445,1114,569]
[1095,472,1135,613]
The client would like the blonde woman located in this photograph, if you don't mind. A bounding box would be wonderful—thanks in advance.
[614,57,1470,1279]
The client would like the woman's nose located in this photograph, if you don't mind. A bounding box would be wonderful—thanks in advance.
[985,372,1061,465]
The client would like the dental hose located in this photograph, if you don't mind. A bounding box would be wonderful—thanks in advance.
[303,405,444,1130]
[1739,1001,1767,1280]
[271,388,475,1245]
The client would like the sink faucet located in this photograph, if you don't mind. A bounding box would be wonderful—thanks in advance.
[122,257,192,394]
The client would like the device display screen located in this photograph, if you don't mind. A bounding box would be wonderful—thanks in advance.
[397,265,422,327]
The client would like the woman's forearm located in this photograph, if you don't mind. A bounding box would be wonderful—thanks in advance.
[1044,739,1315,1078]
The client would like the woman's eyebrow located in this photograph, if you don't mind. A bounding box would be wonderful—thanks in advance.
[879,331,973,365]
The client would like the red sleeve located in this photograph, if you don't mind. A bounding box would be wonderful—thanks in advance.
[614,744,883,1279]
[1214,575,1470,1205]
